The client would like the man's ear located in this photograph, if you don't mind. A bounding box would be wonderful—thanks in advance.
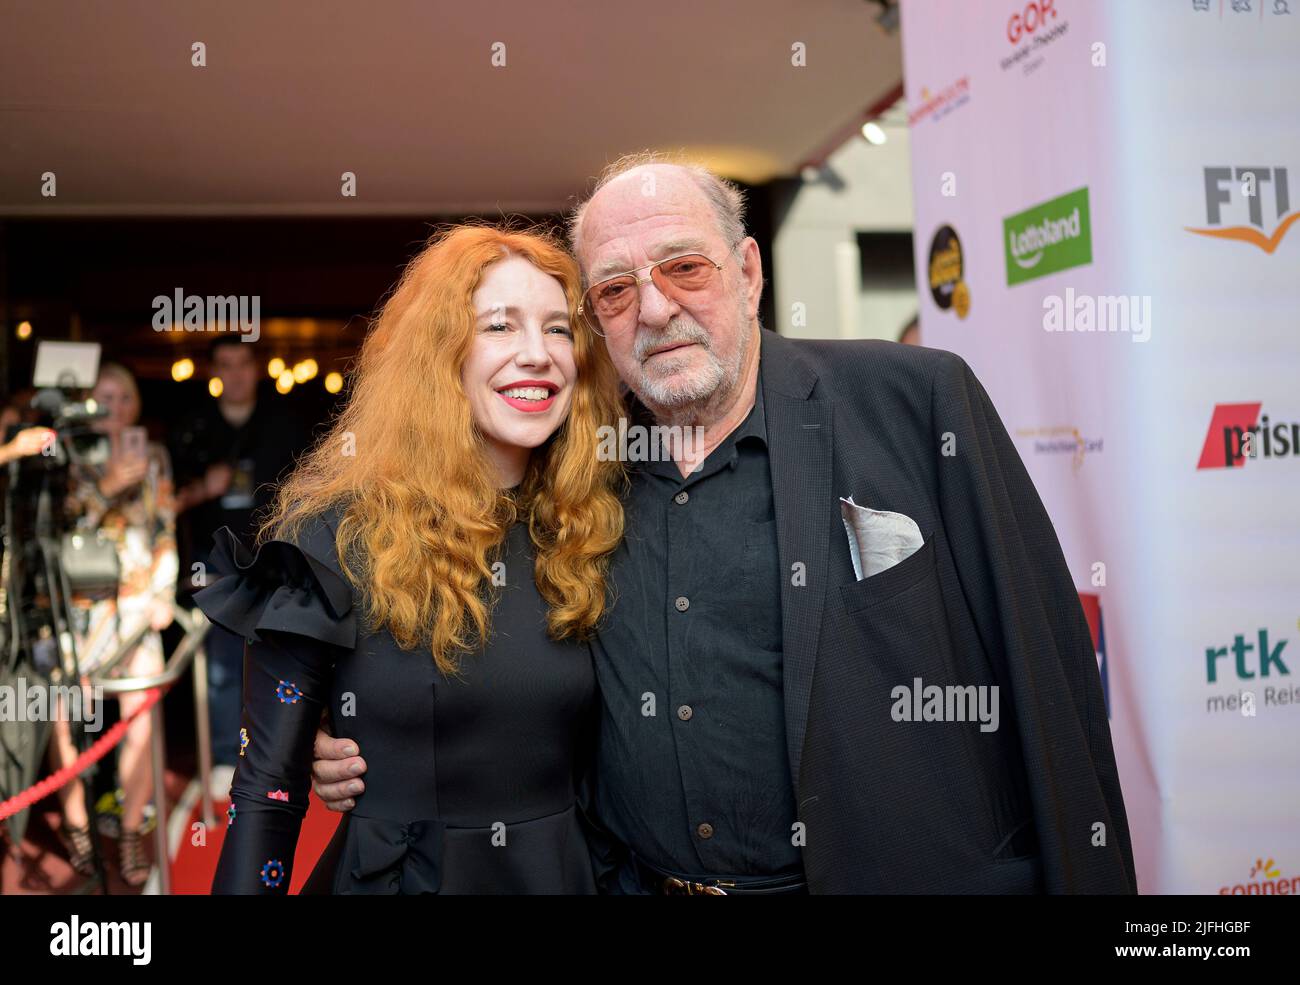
[737,237,763,318]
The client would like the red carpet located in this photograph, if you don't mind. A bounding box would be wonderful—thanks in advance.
[168,789,341,894]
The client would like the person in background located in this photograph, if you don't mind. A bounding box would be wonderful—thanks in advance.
[51,362,177,886]
[898,314,921,346]
[169,336,308,774]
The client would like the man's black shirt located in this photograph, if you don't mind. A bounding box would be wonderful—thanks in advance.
[591,381,802,878]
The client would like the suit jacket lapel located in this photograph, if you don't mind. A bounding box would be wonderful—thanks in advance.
[759,331,833,794]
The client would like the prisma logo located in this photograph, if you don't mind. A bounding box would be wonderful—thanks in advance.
[1196,402,1300,469]
[1186,166,1298,254]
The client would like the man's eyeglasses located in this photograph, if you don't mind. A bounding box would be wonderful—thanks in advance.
[579,248,735,339]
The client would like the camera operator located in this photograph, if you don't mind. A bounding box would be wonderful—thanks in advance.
[47,362,177,887]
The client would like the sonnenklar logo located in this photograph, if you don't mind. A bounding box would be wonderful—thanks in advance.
[1003,186,1092,285]
[908,76,971,127]
[927,225,970,319]
[1220,858,1299,896]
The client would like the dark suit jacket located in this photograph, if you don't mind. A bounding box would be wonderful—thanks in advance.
[758,329,1135,893]
[304,330,1136,895]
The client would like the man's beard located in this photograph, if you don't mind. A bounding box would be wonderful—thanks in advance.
[629,306,750,428]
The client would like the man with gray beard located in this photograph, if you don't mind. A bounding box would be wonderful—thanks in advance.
[309,154,1135,895]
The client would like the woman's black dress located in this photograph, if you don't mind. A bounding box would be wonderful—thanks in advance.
[194,510,605,894]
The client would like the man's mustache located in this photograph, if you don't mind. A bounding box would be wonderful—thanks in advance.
[634,318,712,363]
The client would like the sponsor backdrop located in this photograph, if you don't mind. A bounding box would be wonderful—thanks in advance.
[901,0,1299,894]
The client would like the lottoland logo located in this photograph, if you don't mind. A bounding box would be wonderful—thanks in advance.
[1004,187,1092,286]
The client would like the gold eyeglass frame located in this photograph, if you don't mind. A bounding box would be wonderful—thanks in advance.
[578,246,737,339]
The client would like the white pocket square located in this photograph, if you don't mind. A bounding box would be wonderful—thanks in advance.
[839,496,925,581]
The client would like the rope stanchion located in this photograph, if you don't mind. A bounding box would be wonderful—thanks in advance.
[0,686,163,822]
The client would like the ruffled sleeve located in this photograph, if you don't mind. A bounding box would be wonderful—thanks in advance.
[193,515,357,894]
[193,517,357,649]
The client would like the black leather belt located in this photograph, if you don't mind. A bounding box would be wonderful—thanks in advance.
[631,854,807,895]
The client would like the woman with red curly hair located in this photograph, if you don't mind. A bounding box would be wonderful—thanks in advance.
[194,224,626,893]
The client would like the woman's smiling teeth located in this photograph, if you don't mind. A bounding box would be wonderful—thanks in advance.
[498,386,552,401]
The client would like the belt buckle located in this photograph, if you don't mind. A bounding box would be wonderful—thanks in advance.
[662,876,732,896]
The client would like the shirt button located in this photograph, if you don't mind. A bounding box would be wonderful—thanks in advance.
[674,596,690,612]
[697,822,714,840]
[677,705,693,721]
[674,491,689,505]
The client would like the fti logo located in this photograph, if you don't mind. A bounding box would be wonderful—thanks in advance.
[1186,166,1298,254]
[1196,402,1300,469]
[1078,592,1109,717]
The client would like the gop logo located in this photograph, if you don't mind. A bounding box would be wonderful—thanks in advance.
[1007,0,1059,44]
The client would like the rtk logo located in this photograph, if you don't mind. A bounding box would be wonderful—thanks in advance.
[1196,402,1300,469]
[1205,628,1290,684]
[1186,166,1298,254]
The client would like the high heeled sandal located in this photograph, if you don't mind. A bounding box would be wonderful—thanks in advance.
[57,821,96,877]
[118,827,151,887]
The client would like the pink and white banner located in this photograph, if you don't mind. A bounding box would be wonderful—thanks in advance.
[902,0,1300,894]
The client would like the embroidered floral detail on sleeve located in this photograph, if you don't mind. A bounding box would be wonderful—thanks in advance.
[267,789,289,802]
[239,727,249,756]
[227,803,236,826]
[260,859,285,888]
[276,680,303,704]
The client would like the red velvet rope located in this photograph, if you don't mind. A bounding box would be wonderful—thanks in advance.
[0,686,163,822]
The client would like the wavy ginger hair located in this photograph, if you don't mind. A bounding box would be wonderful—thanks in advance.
[263,224,626,674]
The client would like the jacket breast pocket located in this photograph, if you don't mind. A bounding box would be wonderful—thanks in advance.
[838,532,936,612]
[828,528,1013,862]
